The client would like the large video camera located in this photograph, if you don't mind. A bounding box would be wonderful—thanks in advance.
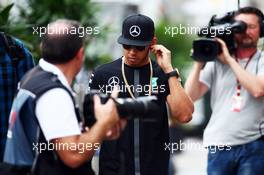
[192,12,247,61]
[83,90,160,126]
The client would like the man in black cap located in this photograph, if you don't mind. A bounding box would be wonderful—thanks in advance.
[89,14,194,175]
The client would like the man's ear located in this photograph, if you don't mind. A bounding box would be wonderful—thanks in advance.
[76,47,84,61]
[150,37,157,46]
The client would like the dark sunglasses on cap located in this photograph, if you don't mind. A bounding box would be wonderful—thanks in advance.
[122,44,146,51]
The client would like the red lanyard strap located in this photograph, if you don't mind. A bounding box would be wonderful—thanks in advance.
[234,54,254,96]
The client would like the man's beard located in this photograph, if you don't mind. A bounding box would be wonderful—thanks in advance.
[236,36,257,48]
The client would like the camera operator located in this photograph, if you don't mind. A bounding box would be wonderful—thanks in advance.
[89,14,194,175]
[0,19,124,175]
[185,6,264,175]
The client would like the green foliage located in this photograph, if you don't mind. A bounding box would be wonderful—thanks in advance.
[84,54,112,70]
[0,1,109,69]
[19,0,97,27]
[0,3,14,26]
[155,20,194,79]
[0,3,194,72]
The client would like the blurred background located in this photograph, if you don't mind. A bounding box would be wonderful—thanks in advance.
[1,0,263,174]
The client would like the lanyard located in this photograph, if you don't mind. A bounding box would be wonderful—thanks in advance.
[234,53,255,96]
[121,57,153,99]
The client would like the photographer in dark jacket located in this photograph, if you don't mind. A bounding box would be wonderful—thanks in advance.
[0,19,124,175]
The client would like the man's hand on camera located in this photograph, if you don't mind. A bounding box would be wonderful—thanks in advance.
[105,89,127,140]
[215,38,233,65]
[93,87,127,140]
[105,119,127,140]
[93,87,120,135]
[190,49,206,69]
[151,44,173,73]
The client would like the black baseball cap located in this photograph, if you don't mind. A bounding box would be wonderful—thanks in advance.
[118,14,155,46]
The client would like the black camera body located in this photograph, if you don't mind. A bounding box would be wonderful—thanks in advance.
[192,12,247,61]
[83,90,159,126]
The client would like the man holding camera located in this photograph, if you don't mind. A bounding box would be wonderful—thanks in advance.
[89,14,194,175]
[185,7,264,175]
[0,19,123,175]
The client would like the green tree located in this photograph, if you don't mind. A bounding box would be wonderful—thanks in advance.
[0,1,111,68]
[155,20,194,81]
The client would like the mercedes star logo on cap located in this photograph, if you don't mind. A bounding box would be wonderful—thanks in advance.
[129,25,141,37]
